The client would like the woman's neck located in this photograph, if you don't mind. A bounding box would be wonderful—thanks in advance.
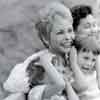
[49,47,66,57]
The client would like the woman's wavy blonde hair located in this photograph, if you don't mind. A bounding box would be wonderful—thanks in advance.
[35,2,72,48]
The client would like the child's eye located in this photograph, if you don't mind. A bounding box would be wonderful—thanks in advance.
[82,48,87,52]
[68,28,73,33]
[92,23,97,27]
[92,58,96,62]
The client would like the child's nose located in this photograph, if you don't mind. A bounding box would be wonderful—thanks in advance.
[91,26,98,35]
[87,61,92,67]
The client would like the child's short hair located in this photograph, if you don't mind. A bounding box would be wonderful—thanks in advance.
[26,57,45,87]
[71,5,92,31]
[35,2,72,48]
[73,36,100,55]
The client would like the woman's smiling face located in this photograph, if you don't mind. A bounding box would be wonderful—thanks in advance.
[49,16,75,54]
[76,14,99,38]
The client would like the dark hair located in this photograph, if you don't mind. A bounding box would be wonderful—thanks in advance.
[71,5,92,31]
[26,57,45,87]
[73,37,100,55]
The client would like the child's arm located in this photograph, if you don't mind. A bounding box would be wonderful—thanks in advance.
[39,53,65,99]
[65,79,80,100]
[69,47,89,92]
[95,55,100,89]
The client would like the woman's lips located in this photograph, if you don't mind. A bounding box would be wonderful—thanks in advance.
[82,67,90,70]
[61,40,73,48]
[61,43,71,48]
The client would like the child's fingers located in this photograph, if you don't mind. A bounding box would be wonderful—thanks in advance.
[70,47,77,63]
[71,47,77,56]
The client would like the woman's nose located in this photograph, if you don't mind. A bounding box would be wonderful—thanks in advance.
[65,33,75,40]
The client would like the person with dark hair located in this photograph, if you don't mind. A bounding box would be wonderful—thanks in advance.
[69,36,100,100]
[71,5,99,39]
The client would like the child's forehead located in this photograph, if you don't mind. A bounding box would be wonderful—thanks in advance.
[81,47,93,52]
[75,36,100,53]
[80,48,97,56]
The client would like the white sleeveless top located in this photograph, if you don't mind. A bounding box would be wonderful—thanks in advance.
[78,71,100,100]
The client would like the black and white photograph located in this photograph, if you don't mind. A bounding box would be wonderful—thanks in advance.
[1,0,100,100]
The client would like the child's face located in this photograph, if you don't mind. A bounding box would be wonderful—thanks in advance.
[77,14,98,38]
[77,49,97,72]
[49,16,75,54]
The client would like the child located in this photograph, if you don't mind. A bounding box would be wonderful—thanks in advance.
[3,2,78,100]
[69,36,100,100]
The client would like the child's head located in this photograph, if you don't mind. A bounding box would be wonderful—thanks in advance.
[74,37,100,73]
[26,57,45,86]
[35,2,75,54]
[71,5,98,38]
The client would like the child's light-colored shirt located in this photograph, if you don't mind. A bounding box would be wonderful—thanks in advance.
[76,71,100,100]
[28,85,66,100]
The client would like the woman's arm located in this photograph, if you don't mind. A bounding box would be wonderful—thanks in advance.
[39,52,65,99]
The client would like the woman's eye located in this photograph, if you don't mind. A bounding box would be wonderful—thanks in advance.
[57,30,64,35]
[84,23,90,29]
[84,57,89,60]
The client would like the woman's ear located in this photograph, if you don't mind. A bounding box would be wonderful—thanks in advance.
[41,34,50,48]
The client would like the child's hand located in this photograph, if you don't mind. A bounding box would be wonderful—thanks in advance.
[95,55,100,89]
[70,46,77,66]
